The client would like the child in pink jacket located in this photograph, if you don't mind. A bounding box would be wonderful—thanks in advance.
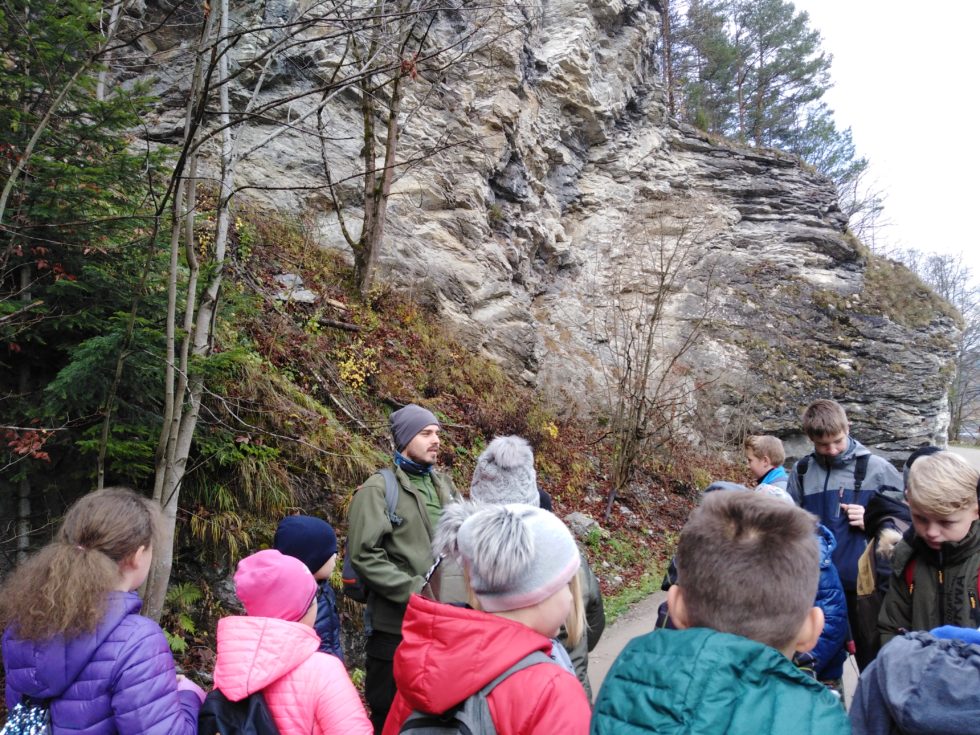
[212,549,372,735]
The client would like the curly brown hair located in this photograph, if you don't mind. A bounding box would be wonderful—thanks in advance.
[0,487,159,641]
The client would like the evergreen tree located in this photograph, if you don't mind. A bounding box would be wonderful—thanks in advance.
[1,0,168,540]
[663,1,876,237]
[672,0,738,133]
[728,0,830,147]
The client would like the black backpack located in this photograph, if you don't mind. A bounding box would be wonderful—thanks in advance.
[398,651,555,734]
[1,696,51,735]
[197,689,280,735]
[342,468,402,603]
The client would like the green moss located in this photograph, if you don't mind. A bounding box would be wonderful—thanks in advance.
[863,256,959,329]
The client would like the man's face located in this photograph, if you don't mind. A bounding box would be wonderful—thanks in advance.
[812,430,848,459]
[909,502,979,549]
[403,424,440,465]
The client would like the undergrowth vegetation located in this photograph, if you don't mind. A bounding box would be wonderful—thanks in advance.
[150,207,749,670]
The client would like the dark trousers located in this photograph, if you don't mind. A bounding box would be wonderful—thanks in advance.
[366,630,402,735]
[844,588,866,670]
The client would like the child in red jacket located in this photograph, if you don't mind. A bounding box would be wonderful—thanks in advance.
[383,503,592,735]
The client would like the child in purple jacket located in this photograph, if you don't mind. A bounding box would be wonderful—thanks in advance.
[0,487,203,734]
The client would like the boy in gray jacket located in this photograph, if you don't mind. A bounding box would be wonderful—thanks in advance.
[786,399,904,660]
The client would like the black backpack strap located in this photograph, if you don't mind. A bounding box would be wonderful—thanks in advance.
[854,455,870,494]
[797,456,810,477]
[378,468,404,527]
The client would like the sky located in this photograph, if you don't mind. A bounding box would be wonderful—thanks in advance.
[791,1,980,278]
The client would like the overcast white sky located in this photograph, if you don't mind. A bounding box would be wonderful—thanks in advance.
[791,1,980,277]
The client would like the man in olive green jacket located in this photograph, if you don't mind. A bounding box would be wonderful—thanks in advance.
[347,404,459,734]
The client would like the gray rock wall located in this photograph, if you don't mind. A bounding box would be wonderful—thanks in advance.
[123,0,957,457]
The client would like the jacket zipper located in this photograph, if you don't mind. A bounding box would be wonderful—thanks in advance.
[938,550,946,626]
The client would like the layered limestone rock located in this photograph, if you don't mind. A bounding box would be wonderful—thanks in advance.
[121,0,957,458]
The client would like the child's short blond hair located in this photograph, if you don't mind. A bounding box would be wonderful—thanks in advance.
[674,492,819,651]
[801,399,849,439]
[743,435,785,466]
[906,451,980,516]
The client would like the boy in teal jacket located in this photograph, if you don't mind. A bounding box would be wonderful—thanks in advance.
[591,492,850,735]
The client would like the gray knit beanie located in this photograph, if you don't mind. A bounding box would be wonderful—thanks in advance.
[390,404,440,452]
[470,436,539,507]
[436,502,580,613]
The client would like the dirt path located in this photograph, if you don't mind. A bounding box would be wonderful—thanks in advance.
[588,591,665,694]
[951,444,980,469]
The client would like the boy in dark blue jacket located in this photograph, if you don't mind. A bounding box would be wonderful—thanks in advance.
[787,399,904,659]
[274,514,344,661]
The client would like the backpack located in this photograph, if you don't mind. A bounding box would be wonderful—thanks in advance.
[197,689,280,735]
[342,468,403,603]
[398,651,554,734]
[1,697,51,735]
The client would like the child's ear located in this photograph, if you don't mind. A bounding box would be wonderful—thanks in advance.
[667,585,690,629]
[120,544,147,570]
[793,606,825,653]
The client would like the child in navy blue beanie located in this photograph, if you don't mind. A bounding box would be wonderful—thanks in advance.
[274,514,344,661]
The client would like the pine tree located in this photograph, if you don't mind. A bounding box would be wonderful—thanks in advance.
[728,0,830,147]
[1,0,169,535]
[667,0,738,133]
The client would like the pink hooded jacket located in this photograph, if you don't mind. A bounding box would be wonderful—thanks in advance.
[213,616,371,735]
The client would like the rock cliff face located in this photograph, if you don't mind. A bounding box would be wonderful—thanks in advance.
[123,0,957,459]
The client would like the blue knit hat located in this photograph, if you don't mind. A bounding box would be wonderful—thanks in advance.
[273,515,337,575]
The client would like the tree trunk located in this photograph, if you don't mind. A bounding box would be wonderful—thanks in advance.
[15,262,32,560]
[357,75,402,297]
[660,0,674,116]
[145,1,220,621]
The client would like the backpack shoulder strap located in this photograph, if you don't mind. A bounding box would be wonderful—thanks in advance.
[904,557,916,594]
[378,468,403,526]
[479,651,555,696]
[854,454,870,494]
[797,455,810,477]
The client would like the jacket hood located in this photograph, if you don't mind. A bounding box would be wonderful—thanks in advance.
[213,616,320,700]
[595,628,847,734]
[866,632,980,730]
[865,489,911,537]
[816,523,837,568]
[3,591,140,700]
[393,594,552,713]
[815,436,867,469]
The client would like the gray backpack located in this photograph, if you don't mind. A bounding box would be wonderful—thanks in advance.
[398,651,555,734]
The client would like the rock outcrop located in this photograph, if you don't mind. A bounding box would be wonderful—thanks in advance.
[120,0,957,458]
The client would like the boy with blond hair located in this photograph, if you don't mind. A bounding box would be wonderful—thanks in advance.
[878,451,980,644]
[744,434,789,489]
[592,493,850,734]
[787,399,903,660]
